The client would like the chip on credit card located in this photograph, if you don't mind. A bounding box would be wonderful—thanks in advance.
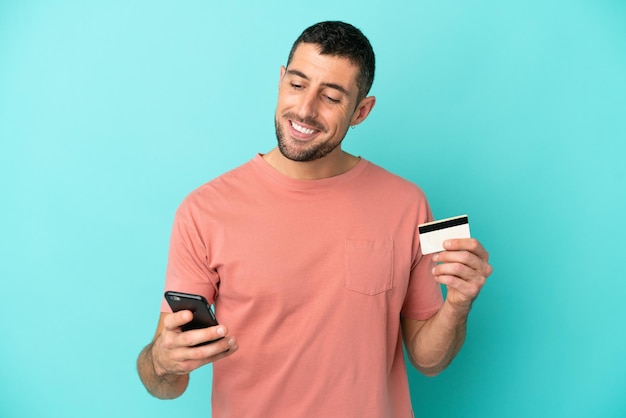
[418,215,471,255]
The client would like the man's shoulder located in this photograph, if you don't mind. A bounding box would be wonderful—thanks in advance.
[193,157,257,193]
[177,156,259,210]
[361,159,427,198]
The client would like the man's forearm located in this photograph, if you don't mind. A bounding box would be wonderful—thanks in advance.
[137,342,189,399]
[404,301,469,376]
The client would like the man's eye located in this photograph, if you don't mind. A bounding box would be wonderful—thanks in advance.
[325,95,340,104]
[290,83,302,90]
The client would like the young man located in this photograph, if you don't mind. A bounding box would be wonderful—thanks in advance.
[137,21,492,417]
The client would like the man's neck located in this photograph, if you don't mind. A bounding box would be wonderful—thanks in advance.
[262,148,360,180]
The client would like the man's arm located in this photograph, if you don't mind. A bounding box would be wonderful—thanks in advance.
[402,238,492,376]
[137,311,238,399]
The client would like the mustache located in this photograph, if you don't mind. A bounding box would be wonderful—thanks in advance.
[282,113,327,132]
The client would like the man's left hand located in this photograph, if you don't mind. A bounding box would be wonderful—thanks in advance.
[432,238,493,313]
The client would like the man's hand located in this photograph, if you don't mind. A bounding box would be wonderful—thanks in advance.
[402,238,492,376]
[151,310,238,376]
[431,238,492,312]
[137,310,238,399]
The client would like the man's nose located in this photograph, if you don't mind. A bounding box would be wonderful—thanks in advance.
[295,91,318,120]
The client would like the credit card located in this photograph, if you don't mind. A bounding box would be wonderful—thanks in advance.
[418,215,471,255]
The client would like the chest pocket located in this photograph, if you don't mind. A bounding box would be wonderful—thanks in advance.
[344,239,393,295]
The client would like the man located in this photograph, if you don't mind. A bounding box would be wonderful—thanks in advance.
[137,21,492,417]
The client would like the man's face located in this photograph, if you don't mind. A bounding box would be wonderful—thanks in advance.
[274,43,362,162]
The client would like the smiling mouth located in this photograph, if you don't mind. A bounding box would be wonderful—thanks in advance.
[291,121,318,135]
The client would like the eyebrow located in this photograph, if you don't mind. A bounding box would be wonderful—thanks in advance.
[286,69,351,97]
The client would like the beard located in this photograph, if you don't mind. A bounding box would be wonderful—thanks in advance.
[274,115,347,162]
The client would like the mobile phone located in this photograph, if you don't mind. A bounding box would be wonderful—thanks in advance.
[164,291,219,333]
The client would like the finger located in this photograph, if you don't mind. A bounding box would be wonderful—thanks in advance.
[189,336,239,361]
[173,338,239,373]
[163,310,194,330]
[178,325,229,347]
[435,268,483,297]
[443,238,489,260]
[433,261,480,284]
[433,250,483,272]
[206,338,239,362]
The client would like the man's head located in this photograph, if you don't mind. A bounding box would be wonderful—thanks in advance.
[273,22,377,166]
[286,21,375,104]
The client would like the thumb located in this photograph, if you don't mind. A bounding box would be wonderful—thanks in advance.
[164,310,193,330]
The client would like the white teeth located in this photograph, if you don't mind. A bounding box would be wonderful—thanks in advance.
[291,121,316,135]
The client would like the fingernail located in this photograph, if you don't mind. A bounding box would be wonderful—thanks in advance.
[217,327,225,337]
[432,253,438,261]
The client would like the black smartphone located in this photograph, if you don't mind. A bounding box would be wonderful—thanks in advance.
[164,291,219,333]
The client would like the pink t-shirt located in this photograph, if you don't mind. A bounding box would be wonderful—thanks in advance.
[162,155,443,417]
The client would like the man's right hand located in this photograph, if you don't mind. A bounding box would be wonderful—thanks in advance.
[137,310,238,399]
[151,310,238,376]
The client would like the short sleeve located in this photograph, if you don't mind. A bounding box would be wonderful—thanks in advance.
[401,200,444,320]
[401,251,443,320]
[160,199,220,312]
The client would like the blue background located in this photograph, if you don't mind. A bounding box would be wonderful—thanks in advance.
[1,1,625,417]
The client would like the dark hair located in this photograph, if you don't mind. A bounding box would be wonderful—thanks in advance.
[286,21,375,103]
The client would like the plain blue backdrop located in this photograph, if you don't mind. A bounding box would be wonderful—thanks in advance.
[1,1,625,417]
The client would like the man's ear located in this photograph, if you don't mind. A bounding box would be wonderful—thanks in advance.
[350,96,377,126]
[279,66,286,86]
